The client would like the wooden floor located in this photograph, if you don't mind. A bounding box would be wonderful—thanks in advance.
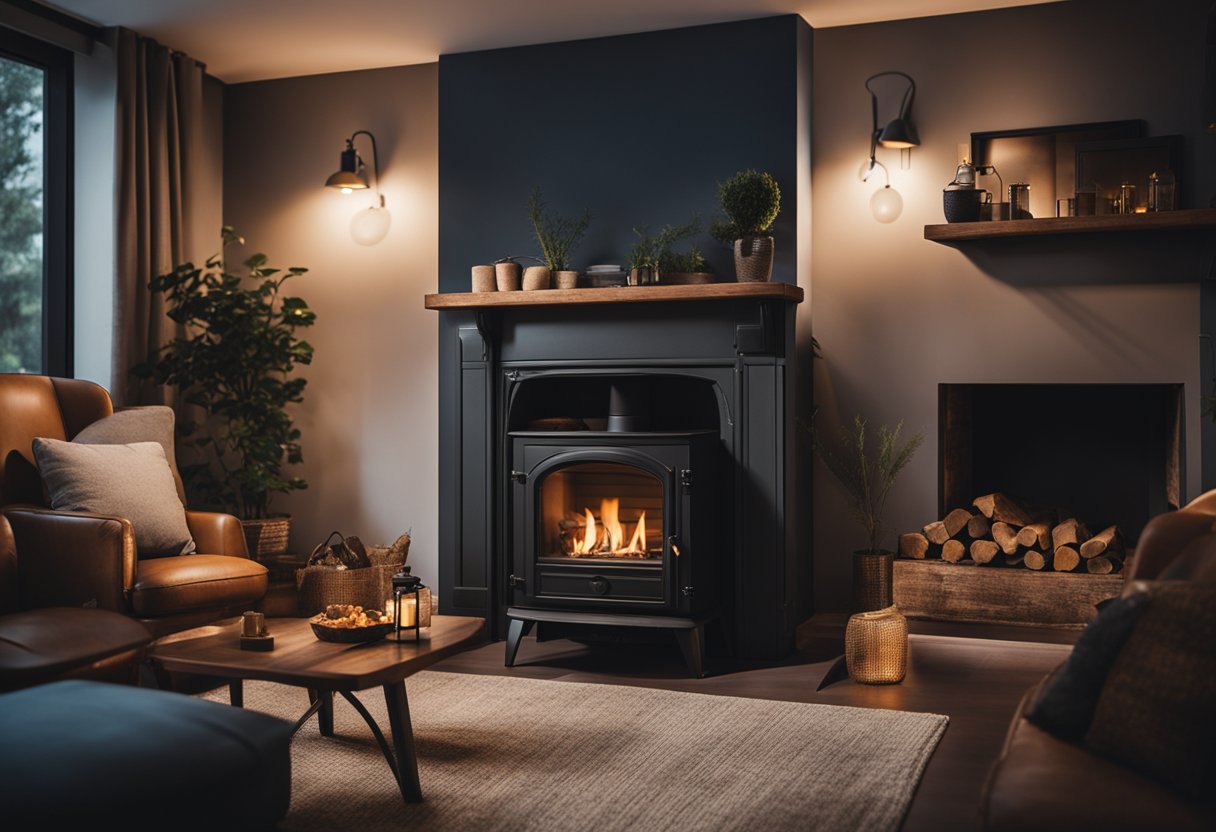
[431,623,1074,831]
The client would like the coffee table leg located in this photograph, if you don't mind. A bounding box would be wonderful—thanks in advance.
[308,688,334,737]
[229,680,244,707]
[383,681,423,802]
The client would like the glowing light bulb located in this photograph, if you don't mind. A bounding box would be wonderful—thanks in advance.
[870,186,903,223]
[340,187,353,195]
[350,205,391,245]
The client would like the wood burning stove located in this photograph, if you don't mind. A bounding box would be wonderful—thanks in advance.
[508,431,719,614]
[505,423,720,676]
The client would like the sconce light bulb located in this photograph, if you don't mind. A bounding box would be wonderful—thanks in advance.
[350,204,392,246]
[870,185,903,223]
[340,187,353,195]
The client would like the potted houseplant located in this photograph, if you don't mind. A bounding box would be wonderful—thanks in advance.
[813,415,922,613]
[528,187,591,289]
[133,227,315,557]
[627,221,699,286]
[710,169,781,282]
[657,219,713,284]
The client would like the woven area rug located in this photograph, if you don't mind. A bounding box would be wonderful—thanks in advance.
[204,672,947,832]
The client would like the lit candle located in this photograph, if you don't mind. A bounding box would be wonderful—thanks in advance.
[401,597,417,627]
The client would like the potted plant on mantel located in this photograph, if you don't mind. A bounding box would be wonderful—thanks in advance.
[813,414,922,613]
[134,227,316,558]
[528,187,591,289]
[710,169,781,283]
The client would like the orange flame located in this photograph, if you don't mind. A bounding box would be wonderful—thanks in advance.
[568,497,647,556]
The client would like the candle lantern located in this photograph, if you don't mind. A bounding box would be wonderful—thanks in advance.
[392,567,431,642]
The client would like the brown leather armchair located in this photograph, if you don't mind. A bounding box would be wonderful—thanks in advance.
[0,374,268,637]
[980,492,1216,831]
[0,513,152,691]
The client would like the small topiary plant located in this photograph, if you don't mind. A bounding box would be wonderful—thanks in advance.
[710,169,781,244]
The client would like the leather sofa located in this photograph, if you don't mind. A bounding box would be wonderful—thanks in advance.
[0,514,152,691]
[0,374,267,637]
[980,493,1216,831]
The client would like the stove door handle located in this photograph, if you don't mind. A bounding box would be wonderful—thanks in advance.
[668,535,682,557]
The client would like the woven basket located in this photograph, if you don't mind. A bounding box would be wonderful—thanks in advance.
[242,517,291,558]
[852,550,894,613]
[845,605,908,685]
[733,236,774,283]
[296,533,411,617]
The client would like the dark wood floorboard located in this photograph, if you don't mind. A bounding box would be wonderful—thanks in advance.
[431,630,1071,831]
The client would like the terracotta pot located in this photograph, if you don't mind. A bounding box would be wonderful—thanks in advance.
[471,265,496,293]
[733,236,774,282]
[554,270,579,289]
[495,261,521,291]
[522,265,551,290]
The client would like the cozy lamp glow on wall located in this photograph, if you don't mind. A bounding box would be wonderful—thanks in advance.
[859,71,919,223]
[325,130,391,245]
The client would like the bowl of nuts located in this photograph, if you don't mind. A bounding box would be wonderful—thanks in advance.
[310,604,395,643]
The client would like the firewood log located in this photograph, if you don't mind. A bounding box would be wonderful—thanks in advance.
[1052,518,1090,551]
[972,492,1038,526]
[992,522,1021,555]
[943,508,974,539]
[923,521,949,545]
[899,532,930,560]
[942,539,966,563]
[967,514,992,540]
[1052,545,1081,573]
[1023,550,1049,571]
[1080,526,1124,560]
[1086,556,1121,575]
[970,539,1000,564]
[1016,522,1052,550]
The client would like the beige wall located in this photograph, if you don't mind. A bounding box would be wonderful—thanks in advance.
[810,0,1214,611]
[224,64,440,583]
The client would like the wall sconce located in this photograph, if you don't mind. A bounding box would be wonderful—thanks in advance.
[859,71,919,223]
[859,159,903,223]
[325,130,391,246]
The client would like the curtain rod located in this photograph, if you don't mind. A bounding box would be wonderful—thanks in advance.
[0,0,103,55]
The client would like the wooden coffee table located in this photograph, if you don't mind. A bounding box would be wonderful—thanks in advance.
[149,615,485,803]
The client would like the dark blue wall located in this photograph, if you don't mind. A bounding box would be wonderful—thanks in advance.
[438,15,809,290]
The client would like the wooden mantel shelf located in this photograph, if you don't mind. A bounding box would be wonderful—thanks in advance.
[924,207,1216,243]
[425,282,803,310]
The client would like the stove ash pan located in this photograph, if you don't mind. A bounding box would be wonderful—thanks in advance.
[509,431,721,617]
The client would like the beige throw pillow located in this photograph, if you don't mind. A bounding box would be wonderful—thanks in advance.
[33,438,196,557]
[73,407,185,500]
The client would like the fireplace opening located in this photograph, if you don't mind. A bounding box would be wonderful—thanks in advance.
[540,462,664,562]
[940,383,1183,546]
[507,375,720,433]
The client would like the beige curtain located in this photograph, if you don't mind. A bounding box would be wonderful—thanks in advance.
[112,28,205,407]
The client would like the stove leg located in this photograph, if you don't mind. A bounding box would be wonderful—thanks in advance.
[504,617,535,667]
[674,624,706,678]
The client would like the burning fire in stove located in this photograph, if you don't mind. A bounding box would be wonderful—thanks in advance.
[564,497,651,558]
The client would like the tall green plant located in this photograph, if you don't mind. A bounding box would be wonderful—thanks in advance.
[528,187,591,271]
[813,415,922,554]
[133,227,315,519]
[710,169,781,243]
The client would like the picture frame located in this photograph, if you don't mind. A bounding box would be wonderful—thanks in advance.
[971,120,1144,219]
[1074,135,1184,213]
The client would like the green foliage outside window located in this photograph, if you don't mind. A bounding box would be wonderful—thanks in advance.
[0,58,43,373]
